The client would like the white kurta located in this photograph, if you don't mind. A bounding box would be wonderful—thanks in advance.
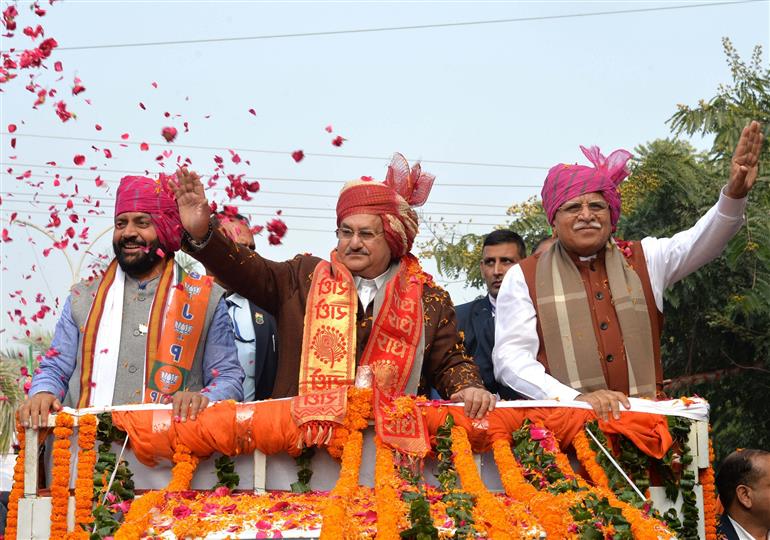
[492,189,748,401]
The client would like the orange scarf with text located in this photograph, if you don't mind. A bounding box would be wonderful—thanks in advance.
[293,252,429,456]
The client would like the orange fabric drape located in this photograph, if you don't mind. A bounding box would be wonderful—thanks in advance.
[112,401,673,466]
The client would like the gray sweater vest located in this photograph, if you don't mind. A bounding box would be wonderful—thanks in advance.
[64,269,225,407]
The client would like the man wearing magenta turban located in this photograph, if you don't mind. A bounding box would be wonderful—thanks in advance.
[19,174,244,430]
[492,122,764,420]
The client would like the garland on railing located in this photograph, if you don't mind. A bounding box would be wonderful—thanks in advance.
[554,434,674,539]
[450,424,515,539]
[114,443,199,540]
[319,429,364,539]
[3,422,25,540]
[51,411,74,538]
[374,436,406,540]
[700,439,717,540]
[66,414,98,540]
[435,415,476,539]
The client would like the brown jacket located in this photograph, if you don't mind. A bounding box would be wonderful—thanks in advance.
[518,242,664,396]
[187,227,484,399]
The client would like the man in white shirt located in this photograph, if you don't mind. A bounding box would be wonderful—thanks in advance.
[216,212,278,401]
[715,449,770,540]
[493,121,764,420]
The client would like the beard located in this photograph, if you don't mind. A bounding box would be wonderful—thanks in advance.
[113,237,163,277]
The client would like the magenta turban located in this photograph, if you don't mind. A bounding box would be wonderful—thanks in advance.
[541,146,633,228]
[115,174,182,253]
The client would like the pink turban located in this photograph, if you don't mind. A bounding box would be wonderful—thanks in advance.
[541,146,633,228]
[115,174,183,253]
[336,153,435,258]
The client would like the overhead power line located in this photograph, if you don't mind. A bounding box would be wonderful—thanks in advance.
[2,133,549,170]
[1,160,543,188]
[30,1,761,52]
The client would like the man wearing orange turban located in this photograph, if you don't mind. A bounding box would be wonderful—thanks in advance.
[173,154,495,420]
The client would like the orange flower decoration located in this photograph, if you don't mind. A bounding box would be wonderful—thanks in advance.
[319,429,363,539]
[4,423,25,540]
[65,414,98,540]
[701,439,718,540]
[51,412,74,538]
[374,436,407,539]
[450,425,517,539]
[115,442,200,540]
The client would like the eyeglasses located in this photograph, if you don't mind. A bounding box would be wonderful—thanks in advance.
[335,227,384,242]
[557,200,609,216]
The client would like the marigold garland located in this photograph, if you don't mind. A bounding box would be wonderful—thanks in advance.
[64,414,98,540]
[4,422,25,540]
[374,436,406,540]
[115,443,199,540]
[319,429,364,539]
[450,425,515,540]
[572,429,612,489]
[700,439,718,540]
[51,412,75,538]
[326,387,372,460]
[555,435,673,540]
[491,439,572,537]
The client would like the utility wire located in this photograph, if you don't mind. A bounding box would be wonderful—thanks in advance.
[2,133,549,170]
[22,1,761,52]
[1,159,544,188]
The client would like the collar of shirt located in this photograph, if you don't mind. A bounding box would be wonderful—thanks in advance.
[354,269,390,308]
[226,292,249,310]
[728,516,770,540]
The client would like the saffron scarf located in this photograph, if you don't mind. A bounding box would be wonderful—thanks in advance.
[292,252,430,456]
[77,257,211,407]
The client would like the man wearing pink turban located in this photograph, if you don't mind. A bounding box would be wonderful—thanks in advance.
[19,175,244,431]
[493,122,764,421]
[172,154,495,421]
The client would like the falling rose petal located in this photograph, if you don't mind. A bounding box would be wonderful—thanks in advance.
[324,124,333,133]
[331,135,346,147]
[72,83,86,95]
[1,229,12,242]
[140,142,149,151]
[8,123,16,133]
[54,60,62,72]
[139,102,146,110]
[121,133,129,140]
[151,81,158,88]
[211,368,220,377]
[291,150,304,163]
[248,108,256,116]
[11,138,16,148]
[103,148,112,159]
[95,124,102,131]
[155,247,165,257]
[94,176,105,187]
[161,126,177,142]
[73,154,85,166]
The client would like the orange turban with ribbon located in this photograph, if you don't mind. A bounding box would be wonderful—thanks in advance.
[336,153,435,258]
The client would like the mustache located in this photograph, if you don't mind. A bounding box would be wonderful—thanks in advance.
[573,222,602,231]
[345,247,369,255]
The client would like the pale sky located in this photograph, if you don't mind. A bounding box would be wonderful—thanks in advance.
[1,0,768,348]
